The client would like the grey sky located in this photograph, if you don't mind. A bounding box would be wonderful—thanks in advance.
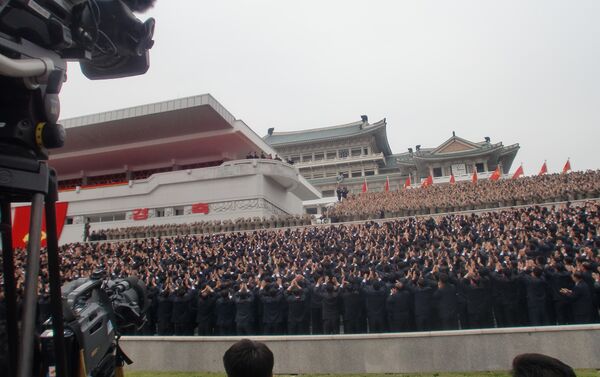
[59,0,600,176]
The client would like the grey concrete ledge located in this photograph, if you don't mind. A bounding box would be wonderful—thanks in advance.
[121,325,600,374]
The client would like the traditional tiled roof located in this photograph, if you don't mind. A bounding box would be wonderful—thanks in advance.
[264,118,393,155]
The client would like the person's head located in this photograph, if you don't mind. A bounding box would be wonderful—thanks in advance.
[223,339,274,377]
[512,353,575,377]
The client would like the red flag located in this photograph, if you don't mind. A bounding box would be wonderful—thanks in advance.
[512,165,524,179]
[362,177,368,193]
[449,174,455,185]
[489,166,501,181]
[562,159,571,174]
[11,202,69,249]
[421,175,433,188]
[404,176,411,189]
[191,203,209,214]
[132,208,149,221]
[472,169,478,184]
[538,161,548,176]
[384,176,390,192]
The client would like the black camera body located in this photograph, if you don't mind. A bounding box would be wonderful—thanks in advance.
[39,276,148,377]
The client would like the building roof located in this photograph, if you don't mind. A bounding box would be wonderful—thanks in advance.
[263,118,393,156]
[52,94,277,176]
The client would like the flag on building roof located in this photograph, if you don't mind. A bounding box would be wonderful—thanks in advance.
[449,174,455,185]
[538,161,548,176]
[472,169,478,184]
[404,176,411,189]
[362,177,368,193]
[562,159,571,174]
[421,175,433,188]
[512,164,524,179]
[384,176,390,192]
[490,166,501,181]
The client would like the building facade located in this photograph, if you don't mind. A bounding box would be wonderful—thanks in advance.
[264,118,520,197]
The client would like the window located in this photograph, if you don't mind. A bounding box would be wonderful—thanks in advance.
[326,171,338,177]
[175,207,184,216]
[351,170,362,178]
[314,152,324,161]
[322,190,335,197]
[302,154,312,162]
[476,163,485,173]
[363,147,369,155]
[306,207,318,215]
[155,209,165,217]
[364,170,375,176]
[114,213,126,221]
[290,155,300,164]
[340,171,349,178]
[326,151,337,160]
[351,148,362,157]
[66,217,74,225]
[312,172,324,179]
[433,167,443,177]
[339,149,349,158]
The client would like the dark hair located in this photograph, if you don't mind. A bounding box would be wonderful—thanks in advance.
[512,353,575,377]
[223,339,274,377]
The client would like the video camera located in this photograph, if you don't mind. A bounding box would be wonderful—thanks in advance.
[39,274,149,377]
[0,0,156,160]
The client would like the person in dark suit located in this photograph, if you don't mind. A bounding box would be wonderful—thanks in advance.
[319,279,341,334]
[215,289,236,335]
[490,266,521,327]
[341,282,364,334]
[363,279,387,333]
[196,285,216,336]
[560,271,594,324]
[432,274,459,330]
[171,285,195,335]
[234,284,256,335]
[156,288,174,335]
[520,266,550,326]
[544,263,574,325]
[260,283,284,335]
[411,278,434,331]
[309,278,323,334]
[285,279,309,335]
[386,281,412,332]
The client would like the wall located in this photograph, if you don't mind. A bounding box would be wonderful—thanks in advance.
[56,160,315,244]
[120,325,600,374]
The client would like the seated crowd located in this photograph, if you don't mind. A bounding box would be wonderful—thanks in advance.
[328,170,600,222]
[90,214,314,240]
[3,201,599,336]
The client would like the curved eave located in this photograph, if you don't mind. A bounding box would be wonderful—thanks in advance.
[267,120,392,155]
[413,145,505,161]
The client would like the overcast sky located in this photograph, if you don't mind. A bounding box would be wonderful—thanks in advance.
[59,0,600,176]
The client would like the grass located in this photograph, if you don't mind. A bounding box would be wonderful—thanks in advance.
[126,370,600,377]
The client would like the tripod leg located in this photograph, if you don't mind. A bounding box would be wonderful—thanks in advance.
[17,193,44,377]
[45,170,68,377]
[0,200,19,377]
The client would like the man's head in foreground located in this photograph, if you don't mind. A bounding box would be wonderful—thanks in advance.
[223,339,274,377]
[512,353,575,377]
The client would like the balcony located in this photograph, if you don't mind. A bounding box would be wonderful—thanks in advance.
[294,152,385,168]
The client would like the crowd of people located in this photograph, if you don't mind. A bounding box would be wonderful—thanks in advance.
[90,214,314,241]
[328,170,600,221]
[2,200,599,336]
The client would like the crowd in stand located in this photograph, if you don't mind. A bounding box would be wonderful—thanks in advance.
[329,170,600,222]
[246,151,293,164]
[2,200,599,336]
[90,214,314,241]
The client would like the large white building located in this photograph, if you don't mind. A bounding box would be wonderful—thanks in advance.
[45,94,320,244]
[264,117,520,198]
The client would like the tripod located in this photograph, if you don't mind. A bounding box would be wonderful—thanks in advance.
[1,42,68,377]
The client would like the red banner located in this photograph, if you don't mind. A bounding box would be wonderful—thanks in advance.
[12,202,69,249]
[191,203,209,214]
[132,208,149,220]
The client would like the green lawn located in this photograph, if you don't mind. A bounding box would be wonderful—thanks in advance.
[126,371,600,377]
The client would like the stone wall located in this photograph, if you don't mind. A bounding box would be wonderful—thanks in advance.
[121,325,600,374]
